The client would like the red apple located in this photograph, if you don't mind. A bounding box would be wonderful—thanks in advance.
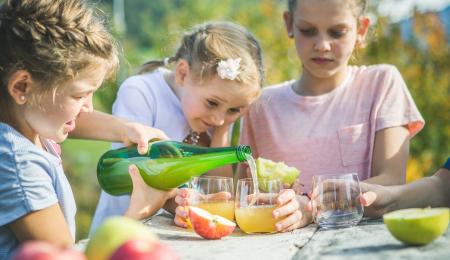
[12,241,85,260]
[109,239,178,260]
[189,206,236,239]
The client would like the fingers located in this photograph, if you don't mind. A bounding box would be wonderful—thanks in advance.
[277,189,296,205]
[360,191,377,206]
[274,192,299,219]
[137,140,149,155]
[174,206,189,228]
[205,191,232,201]
[275,210,302,232]
[128,164,145,187]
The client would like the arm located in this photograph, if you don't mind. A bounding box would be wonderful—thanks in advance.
[9,204,73,247]
[365,126,410,185]
[361,167,450,217]
[70,110,168,153]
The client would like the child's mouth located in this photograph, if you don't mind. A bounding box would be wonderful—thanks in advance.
[64,120,76,133]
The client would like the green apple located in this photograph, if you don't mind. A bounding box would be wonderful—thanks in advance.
[383,208,449,246]
[256,157,300,192]
[85,216,158,260]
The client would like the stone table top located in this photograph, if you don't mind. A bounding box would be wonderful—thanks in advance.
[145,214,450,260]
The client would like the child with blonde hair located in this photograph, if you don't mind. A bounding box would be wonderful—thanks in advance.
[239,0,424,227]
[0,0,173,256]
[91,21,303,233]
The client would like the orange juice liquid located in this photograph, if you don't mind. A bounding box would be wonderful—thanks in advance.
[196,201,235,221]
[235,205,283,233]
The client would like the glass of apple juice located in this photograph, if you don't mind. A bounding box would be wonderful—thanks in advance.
[189,176,235,221]
[235,178,284,234]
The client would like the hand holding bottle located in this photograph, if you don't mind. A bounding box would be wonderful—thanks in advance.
[125,165,176,220]
[120,122,169,154]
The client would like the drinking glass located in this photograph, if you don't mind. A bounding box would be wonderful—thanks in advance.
[312,173,363,229]
[235,178,284,234]
[189,176,234,221]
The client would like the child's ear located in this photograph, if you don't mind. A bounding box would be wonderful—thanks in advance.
[283,11,294,39]
[7,70,33,105]
[174,60,190,86]
[356,17,370,47]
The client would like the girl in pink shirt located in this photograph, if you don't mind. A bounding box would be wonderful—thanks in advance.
[239,0,424,228]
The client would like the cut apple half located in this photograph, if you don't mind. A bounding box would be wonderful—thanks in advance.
[189,206,236,240]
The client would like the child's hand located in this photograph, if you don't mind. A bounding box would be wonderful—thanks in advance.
[173,189,232,228]
[173,188,198,228]
[121,121,169,154]
[274,189,312,232]
[359,182,394,217]
[125,165,176,220]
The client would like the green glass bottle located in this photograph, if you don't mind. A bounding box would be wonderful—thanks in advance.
[97,140,252,196]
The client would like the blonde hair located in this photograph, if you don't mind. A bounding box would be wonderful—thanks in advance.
[139,21,264,88]
[288,0,367,18]
[0,0,118,123]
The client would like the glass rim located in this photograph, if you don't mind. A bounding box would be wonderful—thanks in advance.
[237,178,282,183]
[191,175,233,180]
[313,173,359,179]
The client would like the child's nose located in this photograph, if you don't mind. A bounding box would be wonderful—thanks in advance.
[81,96,94,113]
[314,35,331,52]
[211,112,225,126]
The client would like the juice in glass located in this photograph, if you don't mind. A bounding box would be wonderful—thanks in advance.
[197,200,235,221]
[235,205,284,233]
[235,178,283,234]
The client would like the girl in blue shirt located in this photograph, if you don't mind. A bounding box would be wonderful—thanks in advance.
[0,0,173,257]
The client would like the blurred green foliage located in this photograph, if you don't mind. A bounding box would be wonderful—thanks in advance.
[62,0,449,240]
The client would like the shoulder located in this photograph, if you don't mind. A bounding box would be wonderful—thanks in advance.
[259,80,294,101]
[0,123,56,172]
[353,64,402,81]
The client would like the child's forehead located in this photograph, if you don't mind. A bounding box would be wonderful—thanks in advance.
[201,78,260,104]
[294,0,355,22]
[293,0,357,25]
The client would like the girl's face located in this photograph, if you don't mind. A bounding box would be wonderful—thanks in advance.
[21,67,106,143]
[284,0,368,79]
[178,72,260,133]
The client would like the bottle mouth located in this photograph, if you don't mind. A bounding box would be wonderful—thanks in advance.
[236,145,252,162]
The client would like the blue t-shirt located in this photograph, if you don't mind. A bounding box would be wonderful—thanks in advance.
[0,123,76,259]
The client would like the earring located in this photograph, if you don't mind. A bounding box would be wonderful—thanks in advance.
[20,96,25,101]
[288,32,294,38]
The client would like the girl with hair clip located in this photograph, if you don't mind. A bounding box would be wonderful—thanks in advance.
[239,0,425,228]
[91,21,304,233]
[0,0,173,256]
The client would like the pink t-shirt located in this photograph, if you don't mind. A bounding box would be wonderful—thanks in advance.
[240,64,424,193]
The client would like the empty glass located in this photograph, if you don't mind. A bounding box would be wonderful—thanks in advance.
[311,173,363,229]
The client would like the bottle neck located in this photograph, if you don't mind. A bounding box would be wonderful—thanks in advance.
[236,145,252,162]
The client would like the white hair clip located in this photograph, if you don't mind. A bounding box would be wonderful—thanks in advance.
[217,58,241,80]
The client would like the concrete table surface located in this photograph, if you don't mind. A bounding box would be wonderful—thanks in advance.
[145,214,450,260]
[144,212,318,260]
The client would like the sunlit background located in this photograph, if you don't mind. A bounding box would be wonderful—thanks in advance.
[48,0,449,239]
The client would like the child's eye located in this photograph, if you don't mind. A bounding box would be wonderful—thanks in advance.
[73,96,87,100]
[206,99,218,108]
[228,107,241,114]
[299,28,316,36]
[329,30,346,38]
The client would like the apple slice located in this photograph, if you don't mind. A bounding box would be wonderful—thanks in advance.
[383,207,449,245]
[189,206,236,239]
